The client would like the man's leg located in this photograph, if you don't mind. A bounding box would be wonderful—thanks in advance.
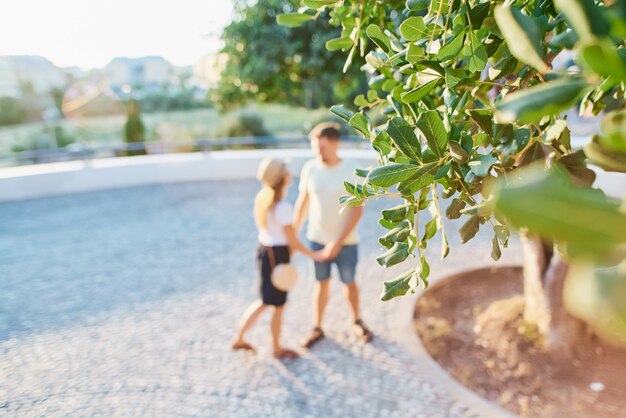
[302,242,331,348]
[337,245,373,342]
[314,278,331,329]
[344,281,360,322]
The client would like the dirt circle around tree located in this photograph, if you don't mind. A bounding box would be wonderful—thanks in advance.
[414,266,626,418]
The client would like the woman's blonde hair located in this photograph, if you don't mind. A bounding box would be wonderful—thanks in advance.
[254,176,287,229]
[254,158,288,230]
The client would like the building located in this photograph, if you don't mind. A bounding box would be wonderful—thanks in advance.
[105,56,172,88]
[0,55,67,98]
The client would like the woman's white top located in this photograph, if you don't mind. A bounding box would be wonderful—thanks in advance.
[258,200,293,246]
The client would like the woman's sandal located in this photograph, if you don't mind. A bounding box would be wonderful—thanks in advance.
[300,327,325,349]
[273,348,299,360]
[353,319,374,343]
[231,341,256,352]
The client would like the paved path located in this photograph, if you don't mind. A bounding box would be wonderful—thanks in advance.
[0,180,521,417]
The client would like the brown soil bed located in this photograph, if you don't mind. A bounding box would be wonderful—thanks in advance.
[415,266,626,418]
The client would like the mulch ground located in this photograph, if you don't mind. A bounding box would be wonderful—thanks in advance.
[415,266,626,418]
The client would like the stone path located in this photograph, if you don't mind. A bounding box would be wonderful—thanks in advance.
[0,180,521,417]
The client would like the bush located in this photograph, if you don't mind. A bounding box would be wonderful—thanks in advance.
[214,112,269,138]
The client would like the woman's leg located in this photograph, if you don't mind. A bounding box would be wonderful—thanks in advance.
[232,299,266,350]
[271,305,298,359]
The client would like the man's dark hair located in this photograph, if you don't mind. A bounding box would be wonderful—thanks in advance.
[309,122,341,141]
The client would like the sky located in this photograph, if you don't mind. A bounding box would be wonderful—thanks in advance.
[0,0,234,69]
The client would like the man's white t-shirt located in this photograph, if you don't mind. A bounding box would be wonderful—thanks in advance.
[298,158,360,245]
[258,200,293,246]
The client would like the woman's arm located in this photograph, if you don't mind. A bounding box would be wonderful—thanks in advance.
[283,224,314,257]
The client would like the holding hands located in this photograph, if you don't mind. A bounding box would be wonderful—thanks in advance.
[309,240,341,263]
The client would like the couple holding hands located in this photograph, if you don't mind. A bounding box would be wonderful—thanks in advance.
[232,123,373,360]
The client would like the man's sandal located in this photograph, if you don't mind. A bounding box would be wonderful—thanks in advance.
[273,348,299,360]
[353,319,373,343]
[300,327,325,349]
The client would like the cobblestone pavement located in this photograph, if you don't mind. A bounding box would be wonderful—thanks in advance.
[0,180,522,417]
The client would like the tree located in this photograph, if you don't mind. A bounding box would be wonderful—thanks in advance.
[0,97,27,126]
[212,0,369,111]
[123,99,146,156]
[280,0,626,349]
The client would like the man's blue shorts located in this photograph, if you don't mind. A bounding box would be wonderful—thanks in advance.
[309,241,358,284]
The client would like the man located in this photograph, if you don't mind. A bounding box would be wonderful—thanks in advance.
[294,122,373,348]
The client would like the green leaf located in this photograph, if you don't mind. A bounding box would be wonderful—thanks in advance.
[401,78,440,104]
[366,51,388,69]
[495,169,626,259]
[349,112,370,137]
[355,168,369,178]
[379,220,412,248]
[494,224,510,246]
[578,41,626,83]
[326,37,354,51]
[468,154,498,177]
[354,94,368,107]
[368,164,423,187]
[446,198,466,219]
[366,24,391,53]
[276,13,313,28]
[399,17,428,42]
[469,2,491,29]
[372,130,392,156]
[438,33,465,62]
[376,242,410,267]
[397,162,438,195]
[387,117,422,161]
[601,110,626,152]
[415,111,448,157]
[407,43,425,65]
[468,109,493,136]
[488,56,519,80]
[584,137,626,173]
[495,79,587,124]
[422,218,438,241]
[459,216,480,243]
[406,0,430,11]
[491,236,502,261]
[419,255,430,285]
[554,0,609,42]
[330,105,354,122]
[449,141,469,163]
[380,269,413,301]
[302,0,337,9]
[494,6,549,73]
[548,30,579,49]
[441,232,450,259]
[382,203,411,222]
[367,89,378,102]
[445,68,468,89]
[464,32,488,72]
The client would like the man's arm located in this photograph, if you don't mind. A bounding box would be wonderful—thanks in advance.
[323,205,364,259]
[293,191,310,233]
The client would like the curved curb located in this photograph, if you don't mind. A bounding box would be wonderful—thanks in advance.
[396,265,521,418]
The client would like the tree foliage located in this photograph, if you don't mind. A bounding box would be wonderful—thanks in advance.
[213,0,368,111]
[279,0,626,303]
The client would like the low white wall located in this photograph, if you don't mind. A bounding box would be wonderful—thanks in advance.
[0,149,623,202]
[0,149,378,202]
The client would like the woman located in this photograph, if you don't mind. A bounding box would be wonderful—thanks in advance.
[232,158,322,360]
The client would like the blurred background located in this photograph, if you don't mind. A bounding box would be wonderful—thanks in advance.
[0,0,380,167]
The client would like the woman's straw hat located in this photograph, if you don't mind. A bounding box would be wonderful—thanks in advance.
[257,158,287,187]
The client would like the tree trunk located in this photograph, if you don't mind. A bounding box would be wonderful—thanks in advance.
[521,234,585,352]
[521,234,552,336]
